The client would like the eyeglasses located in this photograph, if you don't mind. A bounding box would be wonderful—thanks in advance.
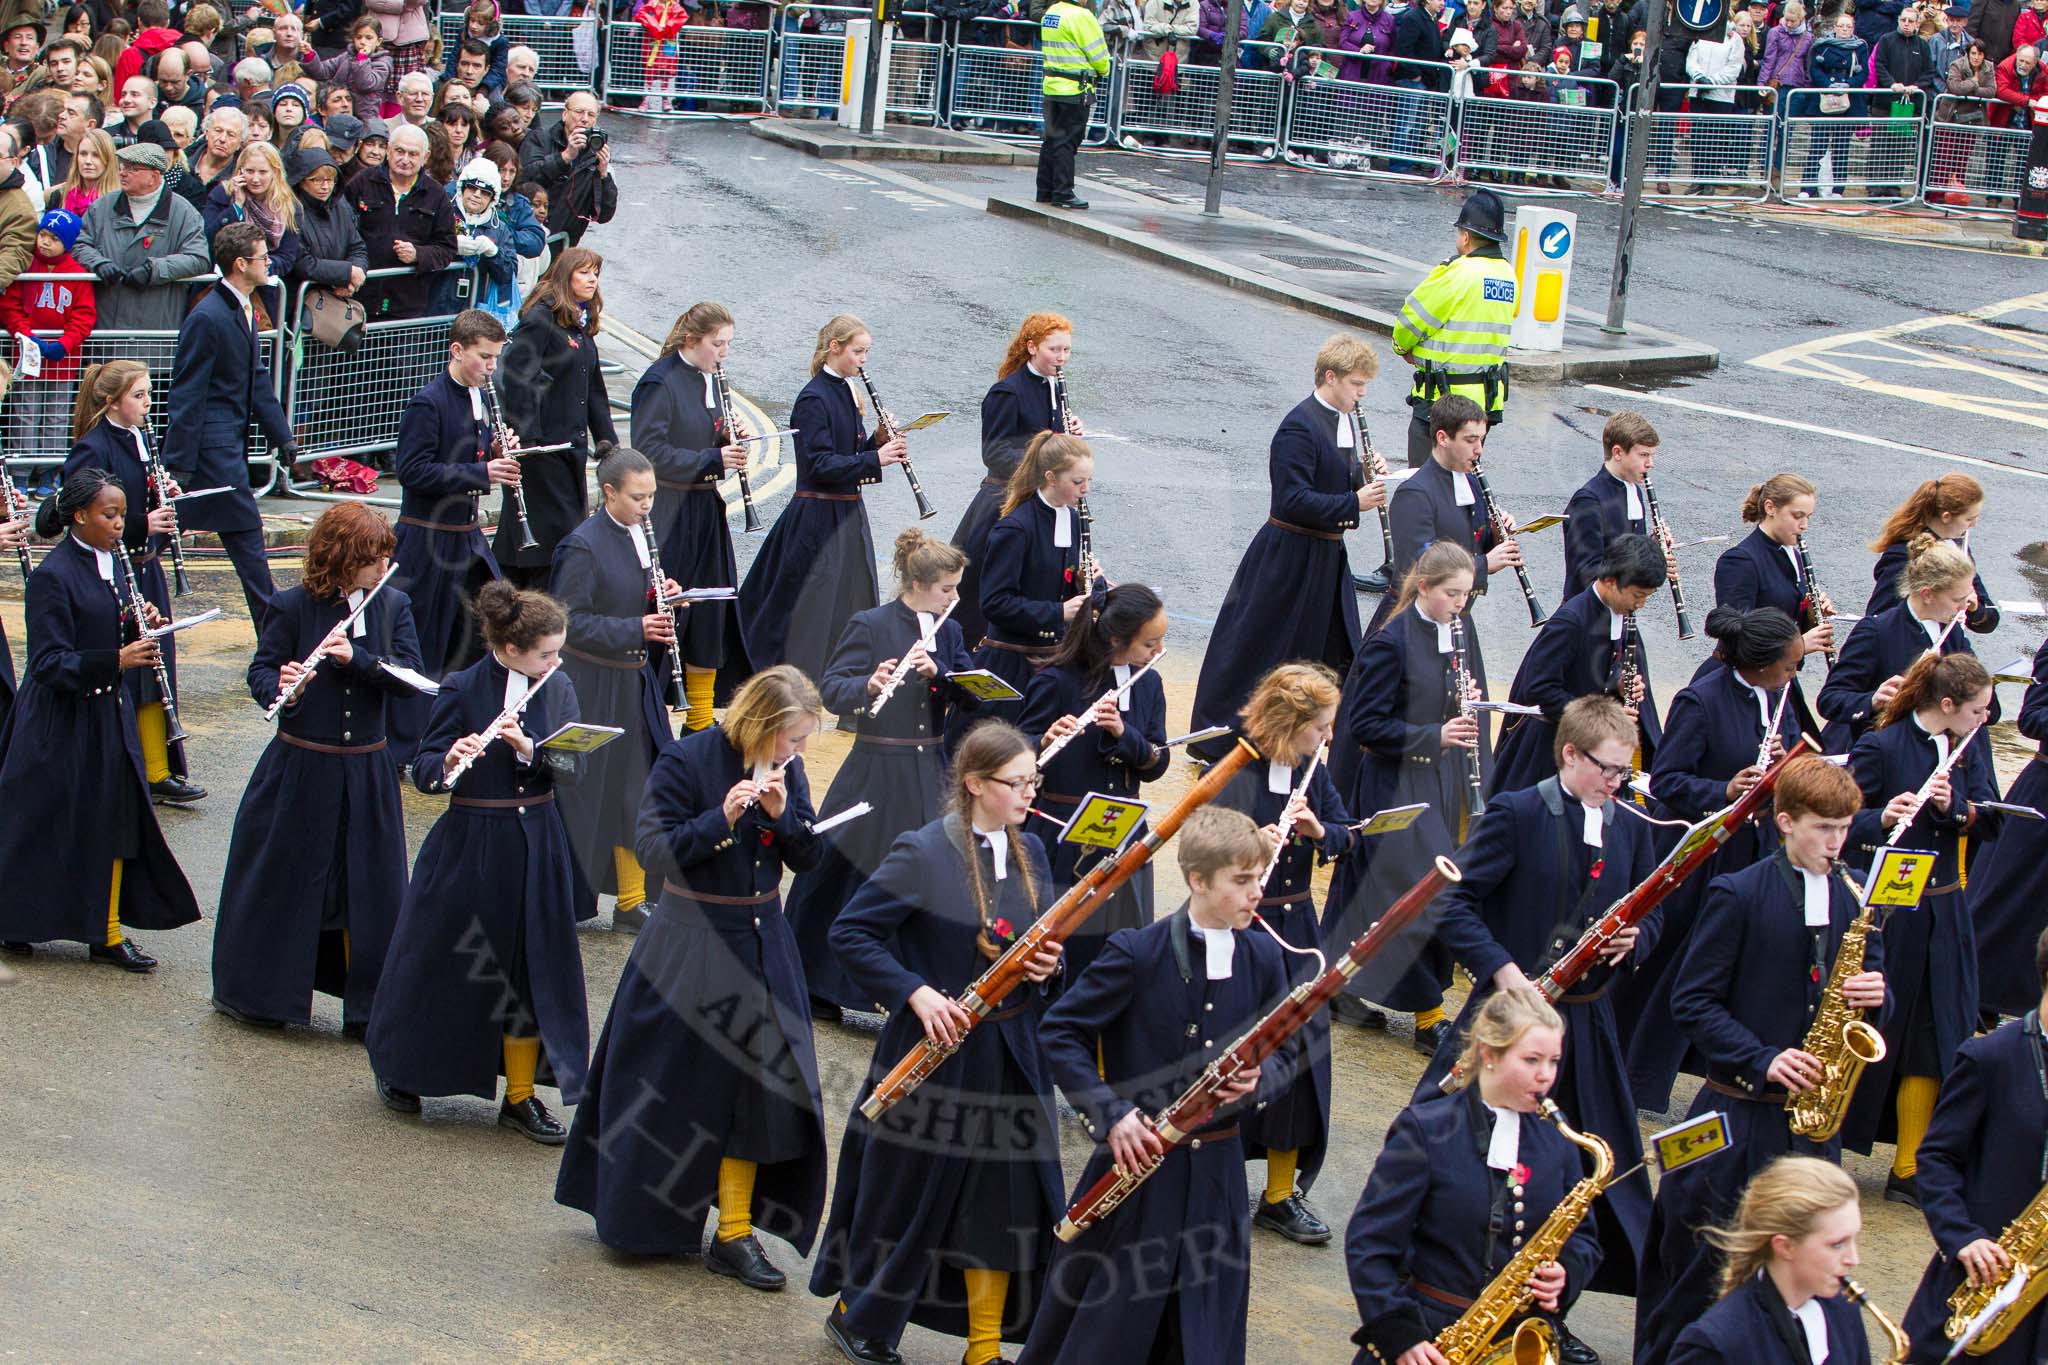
[1584,755,1635,784]
[987,775,1042,794]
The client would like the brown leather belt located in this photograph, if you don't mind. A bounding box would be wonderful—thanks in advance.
[795,490,860,502]
[663,881,778,907]
[855,733,938,748]
[1187,1123,1239,1144]
[1924,880,1961,898]
[1558,984,1611,1006]
[280,732,388,755]
[1267,516,1343,542]
[1703,1077,1788,1106]
[978,638,1045,657]
[454,792,555,809]
[1037,791,1082,807]
[398,514,484,534]
[567,644,646,670]
[1260,890,1312,909]
[130,548,160,566]
[984,1002,1031,1024]
[659,479,723,493]
[1408,1279,1474,1311]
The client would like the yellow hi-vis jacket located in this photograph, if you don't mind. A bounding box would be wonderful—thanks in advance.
[1392,249,1516,419]
[1041,1,1111,96]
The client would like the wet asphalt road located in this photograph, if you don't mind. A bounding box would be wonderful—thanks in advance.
[1,112,2039,1362]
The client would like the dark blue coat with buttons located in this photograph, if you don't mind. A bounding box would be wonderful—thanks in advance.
[0,613,14,738]
[0,535,199,944]
[1667,1272,1872,1365]
[391,372,501,675]
[1816,600,1993,754]
[158,285,293,536]
[1562,466,1646,599]
[1868,535,1997,633]
[365,654,594,1103]
[1020,907,1297,1365]
[556,725,828,1259]
[1700,527,1824,735]
[1490,586,1661,797]
[952,365,1065,649]
[1345,1087,1604,1365]
[968,493,1095,731]
[211,582,422,1028]
[632,354,741,674]
[1962,635,2048,1016]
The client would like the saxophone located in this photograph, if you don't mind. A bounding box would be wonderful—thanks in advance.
[1433,1100,1616,1365]
[1844,1279,1910,1365]
[1786,863,1889,1142]
[1943,1178,2048,1355]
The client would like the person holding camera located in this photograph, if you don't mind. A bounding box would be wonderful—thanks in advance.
[518,91,615,247]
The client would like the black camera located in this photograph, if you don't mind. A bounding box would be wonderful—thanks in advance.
[584,128,607,152]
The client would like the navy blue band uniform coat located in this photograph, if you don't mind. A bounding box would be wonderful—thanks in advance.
[1344,1086,1604,1365]
[1667,1271,1873,1365]
[1705,527,1825,735]
[1190,396,1365,760]
[1868,535,1998,634]
[632,354,743,675]
[551,511,675,901]
[0,536,199,944]
[1416,778,1660,1293]
[1562,467,1646,600]
[0,612,14,737]
[493,305,617,574]
[786,599,979,1012]
[1955,637,2048,1017]
[813,816,1065,1351]
[365,655,595,1102]
[1633,853,1889,1365]
[1816,600,1993,755]
[1017,657,1169,981]
[211,583,423,1028]
[737,369,884,686]
[1019,907,1298,1365]
[1490,586,1661,797]
[952,365,1065,650]
[964,493,1100,737]
[556,726,829,1256]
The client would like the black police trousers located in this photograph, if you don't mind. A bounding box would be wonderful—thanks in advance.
[1037,93,1089,200]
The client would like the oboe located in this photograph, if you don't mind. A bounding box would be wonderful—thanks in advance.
[1052,363,1082,436]
[1351,408,1394,567]
[856,365,935,520]
[1640,471,1693,640]
[116,541,186,746]
[137,433,188,595]
[264,561,402,720]
[1795,532,1836,665]
[714,362,764,533]
[1449,615,1484,819]
[0,452,30,582]
[1470,461,1546,626]
[640,517,686,711]
[869,596,958,714]
[444,660,561,787]
[481,383,540,552]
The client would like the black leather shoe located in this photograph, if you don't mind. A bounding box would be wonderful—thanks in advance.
[1253,1192,1332,1245]
[341,1020,368,1043]
[810,994,844,1024]
[499,1095,567,1145]
[150,775,208,806]
[824,1313,903,1365]
[1885,1172,1921,1208]
[1050,194,1089,210]
[212,997,285,1028]
[1330,995,1387,1029]
[0,940,31,955]
[89,940,157,973]
[706,1232,786,1291]
[1414,1021,1448,1057]
[612,905,648,934]
[1034,194,1053,203]
[377,1076,421,1113]
[1353,567,1392,595]
[1555,1321,1601,1365]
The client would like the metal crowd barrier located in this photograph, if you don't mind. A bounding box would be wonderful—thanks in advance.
[1453,68,1620,187]
[438,9,600,102]
[772,5,861,119]
[1280,51,1457,179]
[1638,85,1777,200]
[1777,88,1928,203]
[604,19,775,115]
[1117,41,1286,158]
[1925,95,2026,205]
[888,25,948,122]
[948,17,1112,145]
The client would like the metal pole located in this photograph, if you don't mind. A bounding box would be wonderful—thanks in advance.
[1202,0,1245,216]
[859,6,892,135]
[1602,0,1665,332]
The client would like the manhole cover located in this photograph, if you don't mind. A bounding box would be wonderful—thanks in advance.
[1262,251,1377,272]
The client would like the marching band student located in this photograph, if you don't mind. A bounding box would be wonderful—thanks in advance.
[813,720,1065,1365]
[1189,334,1386,759]
[1963,635,2048,1020]
[1324,541,1481,1049]
[1019,581,1169,981]
[388,309,517,766]
[1899,928,2048,1365]
[552,447,681,934]
[211,504,422,1034]
[0,469,200,972]
[632,301,750,733]
[952,311,1079,650]
[1632,756,1886,1365]
[1619,605,1804,1113]
[365,582,594,1144]
[1490,533,1667,797]
[1217,661,1356,1246]
[1865,473,1996,633]
[1421,696,1660,1330]
[965,431,1102,736]
[0,517,21,734]
[63,359,202,805]
[737,313,908,685]
[556,666,828,1294]
[1843,650,2001,1207]
[788,529,977,1021]
[1021,807,1295,1365]
[1706,473,1831,736]
[1818,533,1988,755]
[1666,1158,1872,1365]
[1345,990,1603,1365]
[1561,410,1658,599]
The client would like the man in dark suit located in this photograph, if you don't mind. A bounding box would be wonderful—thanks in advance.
[161,220,299,627]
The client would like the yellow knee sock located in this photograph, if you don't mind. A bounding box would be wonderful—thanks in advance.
[105,859,124,946]
[1264,1148,1299,1205]
[612,846,646,913]
[136,702,170,784]
[717,1156,757,1242]
[685,668,714,733]
[1893,1075,1941,1179]
[1415,1005,1446,1031]
[962,1267,1009,1365]
[503,1035,540,1106]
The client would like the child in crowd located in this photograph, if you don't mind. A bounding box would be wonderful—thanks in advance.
[0,209,96,478]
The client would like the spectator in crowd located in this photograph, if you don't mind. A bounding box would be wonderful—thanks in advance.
[106,74,153,146]
[1946,33,1996,105]
[1874,0,1939,197]
[71,140,206,329]
[1931,36,1993,199]
[13,91,64,194]
[1991,41,2046,199]
[1686,15,1746,189]
[0,17,41,91]
[75,54,110,96]
[153,47,203,120]
[181,2,232,74]
[271,82,313,149]
[514,178,547,293]
[181,41,215,91]
[394,69,433,128]
[36,90,97,190]
[233,56,273,107]
[349,120,454,319]
[304,0,360,57]
[51,125,113,212]
[438,80,486,123]
[158,104,196,159]
[437,102,480,165]
[355,114,388,170]
[268,12,315,72]
[448,5,506,96]
[365,0,432,110]
[1732,8,1767,109]
[1389,0,1449,167]
[90,32,125,83]
[505,43,538,89]
[205,141,300,321]
[0,208,95,460]
[2017,0,2048,50]
[1136,0,1199,62]
[1931,3,1974,82]
[324,111,365,167]
[131,119,188,202]
[36,37,85,96]
[247,105,276,146]
[287,145,365,302]
[179,105,245,209]
[114,0,181,90]
[421,117,454,183]
[1970,0,2021,61]
[1338,0,1395,84]
[305,18,392,116]
[1760,0,1814,119]
[1475,0,1530,68]
[0,123,39,295]
[521,89,613,247]
[478,139,542,259]
[1854,0,1905,47]
[497,81,540,143]
[1801,11,1867,198]
[444,157,513,321]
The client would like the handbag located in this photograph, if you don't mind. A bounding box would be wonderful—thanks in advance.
[1819,89,1849,112]
[1154,46,1179,93]
[305,287,367,352]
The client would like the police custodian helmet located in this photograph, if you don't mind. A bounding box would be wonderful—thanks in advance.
[1453,189,1508,243]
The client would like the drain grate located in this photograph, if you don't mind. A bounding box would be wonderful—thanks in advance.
[1262,251,1378,272]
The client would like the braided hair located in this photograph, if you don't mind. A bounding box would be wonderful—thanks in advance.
[950,719,1041,958]
[34,466,120,539]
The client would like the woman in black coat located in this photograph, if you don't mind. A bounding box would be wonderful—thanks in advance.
[1865,473,1996,633]
[211,503,422,1032]
[1018,582,1169,981]
[812,721,1067,1365]
[785,528,978,1018]
[738,313,908,684]
[1819,533,1987,754]
[493,247,618,590]
[952,312,1076,650]
[365,582,594,1144]
[556,666,828,1291]
[1706,473,1832,734]
[287,146,369,296]
[1963,635,2048,1018]
[0,469,199,972]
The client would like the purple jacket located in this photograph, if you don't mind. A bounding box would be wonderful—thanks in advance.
[1341,4,1398,81]
[1758,22,1812,86]
[1199,0,1248,46]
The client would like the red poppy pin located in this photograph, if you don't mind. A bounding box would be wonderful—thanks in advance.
[1063,566,1076,585]
[568,338,580,349]
[759,830,774,846]
[1589,858,1604,880]
[1511,1162,1530,1186]
[993,917,1014,939]
[141,236,153,249]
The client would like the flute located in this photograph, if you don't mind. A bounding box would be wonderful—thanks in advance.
[1755,682,1792,773]
[1470,461,1546,626]
[116,541,186,746]
[138,433,189,595]
[869,596,958,714]
[714,362,764,534]
[1640,471,1693,640]
[1882,722,1981,850]
[640,518,687,711]
[264,561,402,721]
[735,757,790,817]
[856,364,935,520]
[1351,408,1394,568]
[1259,741,1328,891]
[1036,657,1159,768]
[444,660,561,787]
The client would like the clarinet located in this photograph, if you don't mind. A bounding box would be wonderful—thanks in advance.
[1617,614,1643,716]
[856,365,935,521]
[1449,614,1484,819]
[1470,461,1546,626]
[640,518,687,711]
[1052,363,1082,436]
[137,433,189,595]
[116,541,187,747]
[481,383,540,552]
[1795,532,1837,665]
[0,452,31,582]
[714,362,764,533]
[1640,471,1694,640]
[1352,409,1394,568]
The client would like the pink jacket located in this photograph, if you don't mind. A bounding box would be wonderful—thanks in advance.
[364,0,431,49]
